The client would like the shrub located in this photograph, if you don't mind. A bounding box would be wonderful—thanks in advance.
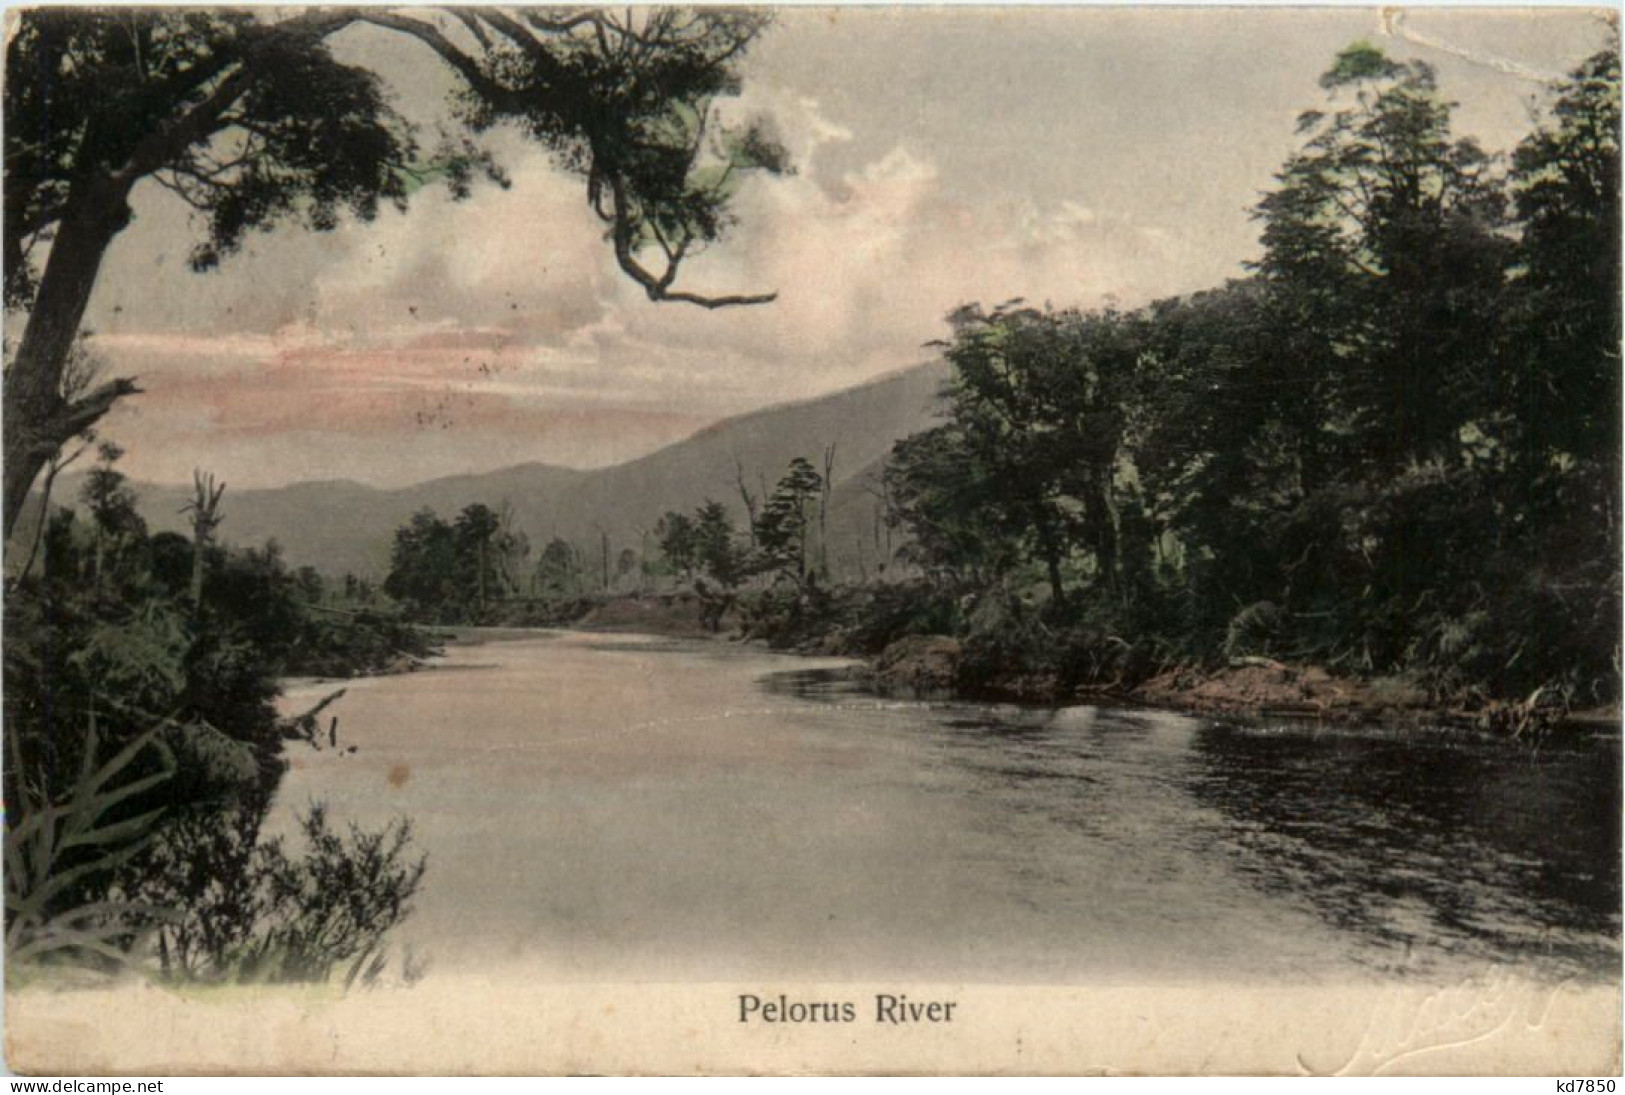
[125,804,427,986]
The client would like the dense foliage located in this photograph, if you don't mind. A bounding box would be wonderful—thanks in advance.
[380,461,825,631]
[4,454,433,983]
[876,46,1621,715]
[383,504,531,624]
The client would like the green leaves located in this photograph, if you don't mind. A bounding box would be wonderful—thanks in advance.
[1255,41,1512,477]
[755,458,825,581]
[692,500,747,590]
[725,119,792,176]
[1319,41,1404,89]
[5,710,179,974]
[1505,49,1622,477]
[878,40,1619,714]
[69,602,191,702]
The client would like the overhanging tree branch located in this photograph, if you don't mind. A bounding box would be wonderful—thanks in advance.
[49,379,144,454]
[4,6,786,538]
[603,169,777,309]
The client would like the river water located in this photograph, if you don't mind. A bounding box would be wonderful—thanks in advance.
[276,630,1620,985]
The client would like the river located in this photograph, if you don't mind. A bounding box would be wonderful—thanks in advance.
[276,630,1620,986]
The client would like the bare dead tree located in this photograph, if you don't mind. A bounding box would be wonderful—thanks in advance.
[733,453,759,546]
[15,338,104,582]
[861,469,894,576]
[15,438,93,583]
[494,499,529,599]
[819,443,837,579]
[180,469,226,610]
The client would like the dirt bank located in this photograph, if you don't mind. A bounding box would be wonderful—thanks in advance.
[864,635,963,695]
[862,634,1617,735]
[529,594,1619,735]
[1131,659,1428,724]
[572,592,724,638]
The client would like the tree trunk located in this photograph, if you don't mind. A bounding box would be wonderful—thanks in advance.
[1088,466,1121,598]
[1045,550,1066,608]
[1034,516,1066,607]
[820,443,835,579]
[190,540,207,610]
[734,457,758,546]
[3,184,133,540]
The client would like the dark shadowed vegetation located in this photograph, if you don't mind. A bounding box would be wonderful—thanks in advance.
[4,450,433,985]
[867,45,1622,725]
[472,45,1620,734]
[4,5,791,984]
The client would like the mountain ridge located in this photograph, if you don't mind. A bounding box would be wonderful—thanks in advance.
[36,360,950,578]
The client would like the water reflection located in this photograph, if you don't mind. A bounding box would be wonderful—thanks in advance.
[770,667,1621,981]
[1185,721,1621,979]
[275,641,1618,985]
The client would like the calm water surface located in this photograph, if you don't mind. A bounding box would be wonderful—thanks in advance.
[276,631,1620,984]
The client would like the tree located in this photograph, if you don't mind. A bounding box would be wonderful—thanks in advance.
[692,500,745,589]
[453,503,504,615]
[922,303,1144,606]
[688,499,745,631]
[1039,310,1141,598]
[382,502,524,618]
[80,441,145,585]
[1132,282,1328,635]
[181,469,226,611]
[4,8,791,538]
[1503,49,1622,544]
[754,458,823,583]
[1254,42,1510,478]
[937,305,1071,604]
[491,501,531,598]
[818,443,837,578]
[1234,42,1521,658]
[383,509,458,613]
[874,38,1618,708]
[535,536,578,597]
[886,422,1022,588]
[615,547,639,588]
[733,453,760,545]
[655,511,697,579]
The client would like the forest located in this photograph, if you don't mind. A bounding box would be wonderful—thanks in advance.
[381,44,1621,731]
[863,44,1622,722]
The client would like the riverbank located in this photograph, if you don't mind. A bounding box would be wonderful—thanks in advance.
[857,636,1618,736]
[893,641,1618,738]
[507,591,1619,737]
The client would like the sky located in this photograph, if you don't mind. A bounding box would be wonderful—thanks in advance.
[71,5,1618,489]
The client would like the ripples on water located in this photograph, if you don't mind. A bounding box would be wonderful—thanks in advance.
[276,637,1618,985]
[768,667,1622,982]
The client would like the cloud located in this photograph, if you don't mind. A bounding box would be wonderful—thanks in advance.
[85,66,1220,487]
[586,120,1190,397]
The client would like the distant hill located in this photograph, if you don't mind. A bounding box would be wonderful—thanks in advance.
[31,361,949,578]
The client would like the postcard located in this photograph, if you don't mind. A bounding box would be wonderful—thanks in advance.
[3,4,1619,1076]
